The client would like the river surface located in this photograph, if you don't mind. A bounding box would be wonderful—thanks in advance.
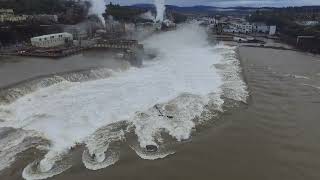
[1,24,320,180]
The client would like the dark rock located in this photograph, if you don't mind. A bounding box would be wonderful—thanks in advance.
[146,145,158,152]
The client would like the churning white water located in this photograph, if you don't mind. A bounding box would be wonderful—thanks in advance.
[0,23,247,179]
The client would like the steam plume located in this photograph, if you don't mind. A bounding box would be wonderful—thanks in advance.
[154,0,166,22]
[89,0,107,25]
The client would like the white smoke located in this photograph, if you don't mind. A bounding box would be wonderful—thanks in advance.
[89,0,107,25]
[154,0,166,22]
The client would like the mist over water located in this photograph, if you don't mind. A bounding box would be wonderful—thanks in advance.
[0,23,247,179]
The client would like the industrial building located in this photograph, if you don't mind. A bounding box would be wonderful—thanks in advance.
[30,33,73,48]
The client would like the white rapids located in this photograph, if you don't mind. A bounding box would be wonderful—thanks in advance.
[0,23,248,179]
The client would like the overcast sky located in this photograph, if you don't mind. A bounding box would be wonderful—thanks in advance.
[107,0,320,7]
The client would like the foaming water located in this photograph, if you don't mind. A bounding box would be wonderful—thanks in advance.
[0,128,46,172]
[0,23,247,179]
[0,67,119,105]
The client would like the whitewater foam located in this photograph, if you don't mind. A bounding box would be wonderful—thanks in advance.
[0,128,45,172]
[0,23,247,179]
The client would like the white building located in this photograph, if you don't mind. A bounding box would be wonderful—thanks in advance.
[269,26,277,35]
[231,23,253,34]
[31,33,73,48]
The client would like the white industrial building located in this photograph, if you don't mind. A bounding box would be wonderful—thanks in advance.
[253,23,277,35]
[30,33,73,48]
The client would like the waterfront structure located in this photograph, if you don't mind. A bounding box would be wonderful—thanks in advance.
[30,33,73,48]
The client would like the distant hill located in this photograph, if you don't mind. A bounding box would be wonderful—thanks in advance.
[129,4,260,15]
[129,4,320,16]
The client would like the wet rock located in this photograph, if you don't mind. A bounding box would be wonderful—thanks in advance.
[145,145,158,152]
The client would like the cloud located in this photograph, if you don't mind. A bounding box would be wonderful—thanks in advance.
[107,0,320,7]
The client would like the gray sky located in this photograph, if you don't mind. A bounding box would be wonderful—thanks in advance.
[107,0,320,7]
